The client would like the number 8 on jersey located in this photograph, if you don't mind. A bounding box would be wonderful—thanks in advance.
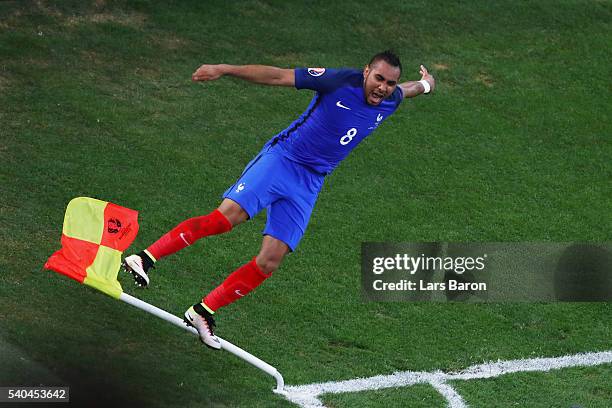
[340,128,358,146]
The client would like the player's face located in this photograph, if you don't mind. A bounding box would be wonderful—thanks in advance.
[362,61,401,105]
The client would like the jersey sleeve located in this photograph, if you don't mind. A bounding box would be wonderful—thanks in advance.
[395,85,404,102]
[294,68,353,93]
[391,87,404,108]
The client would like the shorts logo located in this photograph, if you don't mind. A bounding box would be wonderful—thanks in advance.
[307,68,326,77]
[236,183,245,193]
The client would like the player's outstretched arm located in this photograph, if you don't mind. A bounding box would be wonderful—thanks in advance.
[399,65,436,98]
[192,64,295,87]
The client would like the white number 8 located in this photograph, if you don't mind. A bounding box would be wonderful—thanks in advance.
[340,128,357,145]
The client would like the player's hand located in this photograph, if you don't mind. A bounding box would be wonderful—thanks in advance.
[192,64,225,82]
[419,64,436,92]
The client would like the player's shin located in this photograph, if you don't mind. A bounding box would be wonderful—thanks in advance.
[147,209,232,260]
[203,257,272,311]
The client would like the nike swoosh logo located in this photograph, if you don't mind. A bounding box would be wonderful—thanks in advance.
[336,101,351,110]
[179,233,191,246]
[235,290,245,297]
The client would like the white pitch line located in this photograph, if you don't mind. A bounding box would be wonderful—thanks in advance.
[445,350,612,381]
[281,350,612,408]
[429,379,467,408]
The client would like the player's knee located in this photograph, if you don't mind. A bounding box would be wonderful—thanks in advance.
[257,236,289,274]
[218,199,249,226]
[256,252,284,275]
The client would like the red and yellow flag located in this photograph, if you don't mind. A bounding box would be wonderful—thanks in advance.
[44,197,139,298]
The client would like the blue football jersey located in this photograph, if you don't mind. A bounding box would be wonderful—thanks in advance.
[267,67,404,174]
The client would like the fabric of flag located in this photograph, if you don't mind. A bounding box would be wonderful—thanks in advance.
[44,197,139,298]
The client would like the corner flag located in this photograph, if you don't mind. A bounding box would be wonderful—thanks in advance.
[44,197,139,298]
[43,197,284,392]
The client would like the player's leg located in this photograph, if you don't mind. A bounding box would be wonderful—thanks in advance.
[123,148,275,287]
[183,150,311,349]
[145,198,248,261]
[218,198,250,225]
[187,186,320,350]
[185,235,289,349]
[123,199,247,287]
[205,235,289,310]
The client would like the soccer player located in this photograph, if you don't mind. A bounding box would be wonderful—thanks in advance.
[124,51,435,349]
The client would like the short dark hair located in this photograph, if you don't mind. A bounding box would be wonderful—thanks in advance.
[369,50,402,73]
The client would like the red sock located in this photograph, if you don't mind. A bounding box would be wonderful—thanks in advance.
[203,257,271,312]
[147,209,232,261]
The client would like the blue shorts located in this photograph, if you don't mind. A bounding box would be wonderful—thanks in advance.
[223,145,324,251]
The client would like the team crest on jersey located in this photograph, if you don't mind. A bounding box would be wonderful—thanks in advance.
[369,114,385,130]
[307,68,326,77]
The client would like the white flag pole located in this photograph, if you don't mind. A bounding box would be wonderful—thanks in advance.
[119,292,285,393]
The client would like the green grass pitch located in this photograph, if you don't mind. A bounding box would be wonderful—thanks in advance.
[1,1,610,407]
